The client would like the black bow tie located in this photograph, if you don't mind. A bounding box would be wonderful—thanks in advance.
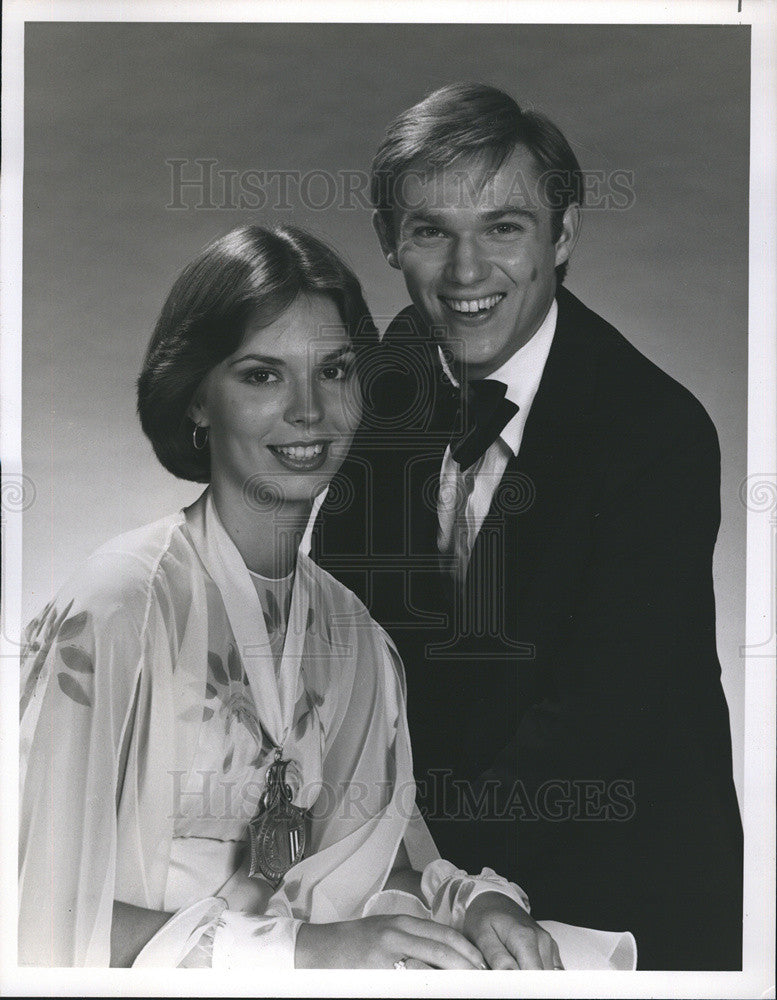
[449,379,519,471]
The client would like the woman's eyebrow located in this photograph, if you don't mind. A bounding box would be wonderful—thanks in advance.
[229,346,354,367]
[316,346,355,363]
[229,353,286,367]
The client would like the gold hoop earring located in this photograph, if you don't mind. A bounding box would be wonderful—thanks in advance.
[192,424,209,451]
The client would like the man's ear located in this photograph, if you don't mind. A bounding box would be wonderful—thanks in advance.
[372,210,400,270]
[554,202,582,269]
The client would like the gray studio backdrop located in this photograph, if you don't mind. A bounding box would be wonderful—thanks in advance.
[22,23,749,803]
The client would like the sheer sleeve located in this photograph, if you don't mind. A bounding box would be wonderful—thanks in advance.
[18,550,159,966]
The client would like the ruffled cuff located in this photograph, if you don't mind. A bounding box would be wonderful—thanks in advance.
[361,887,430,919]
[132,897,227,967]
[132,897,302,969]
[211,909,302,969]
[420,859,530,932]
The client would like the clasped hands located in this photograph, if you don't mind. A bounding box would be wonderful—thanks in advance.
[462,891,563,970]
[295,891,562,970]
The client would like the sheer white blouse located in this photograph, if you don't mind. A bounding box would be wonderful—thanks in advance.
[19,489,436,966]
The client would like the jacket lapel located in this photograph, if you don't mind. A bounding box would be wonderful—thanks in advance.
[466,287,600,603]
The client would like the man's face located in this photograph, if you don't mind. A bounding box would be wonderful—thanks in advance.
[384,146,579,379]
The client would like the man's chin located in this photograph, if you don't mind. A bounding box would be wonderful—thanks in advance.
[445,340,508,375]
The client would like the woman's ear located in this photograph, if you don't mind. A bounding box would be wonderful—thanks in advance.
[187,391,209,429]
[372,210,400,270]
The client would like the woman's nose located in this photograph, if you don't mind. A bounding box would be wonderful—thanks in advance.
[283,380,324,427]
[445,237,490,286]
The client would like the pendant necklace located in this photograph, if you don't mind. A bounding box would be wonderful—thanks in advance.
[189,494,316,892]
[248,747,307,887]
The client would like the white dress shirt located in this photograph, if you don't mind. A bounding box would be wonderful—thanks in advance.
[437,299,558,561]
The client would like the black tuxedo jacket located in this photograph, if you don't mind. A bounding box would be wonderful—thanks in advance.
[316,287,742,969]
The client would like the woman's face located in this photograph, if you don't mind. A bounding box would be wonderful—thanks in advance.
[191,293,362,509]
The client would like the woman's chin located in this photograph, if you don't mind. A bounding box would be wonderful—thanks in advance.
[239,472,334,512]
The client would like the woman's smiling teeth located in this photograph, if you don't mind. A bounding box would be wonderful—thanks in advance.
[267,440,331,472]
[271,442,325,460]
[441,293,505,314]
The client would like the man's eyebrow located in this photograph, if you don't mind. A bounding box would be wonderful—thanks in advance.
[480,206,539,223]
[401,210,447,227]
[401,206,539,226]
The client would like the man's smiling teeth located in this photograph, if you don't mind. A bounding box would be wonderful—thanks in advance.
[274,443,324,459]
[441,294,505,313]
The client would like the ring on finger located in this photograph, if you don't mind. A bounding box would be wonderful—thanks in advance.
[393,957,408,970]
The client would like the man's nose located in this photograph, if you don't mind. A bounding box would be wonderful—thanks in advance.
[445,237,490,286]
[283,380,324,427]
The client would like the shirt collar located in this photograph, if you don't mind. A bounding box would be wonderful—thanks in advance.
[438,298,558,456]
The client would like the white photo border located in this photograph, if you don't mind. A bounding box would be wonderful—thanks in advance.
[1,1,774,997]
